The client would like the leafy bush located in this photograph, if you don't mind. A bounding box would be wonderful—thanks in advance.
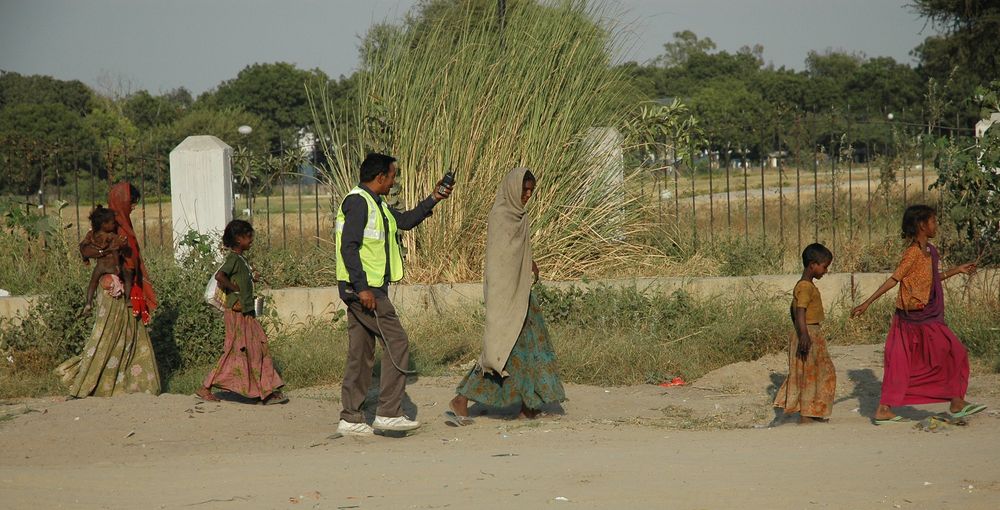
[933,92,1000,265]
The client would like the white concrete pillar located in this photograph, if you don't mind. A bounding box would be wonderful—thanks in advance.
[169,136,233,259]
[583,127,624,190]
[584,127,625,239]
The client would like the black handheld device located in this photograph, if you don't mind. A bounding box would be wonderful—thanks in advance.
[437,171,455,196]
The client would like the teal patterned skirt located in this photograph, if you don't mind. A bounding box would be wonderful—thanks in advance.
[457,291,566,410]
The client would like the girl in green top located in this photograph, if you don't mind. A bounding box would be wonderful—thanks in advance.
[196,220,287,404]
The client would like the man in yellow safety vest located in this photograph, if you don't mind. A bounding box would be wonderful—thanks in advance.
[335,153,452,436]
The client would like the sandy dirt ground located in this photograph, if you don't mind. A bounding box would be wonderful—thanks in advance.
[2,343,999,510]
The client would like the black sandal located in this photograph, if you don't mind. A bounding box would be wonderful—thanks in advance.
[262,391,288,405]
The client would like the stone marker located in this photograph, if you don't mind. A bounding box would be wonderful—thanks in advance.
[169,136,233,259]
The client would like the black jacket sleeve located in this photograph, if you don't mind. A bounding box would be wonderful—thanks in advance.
[391,195,438,231]
[339,194,369,293]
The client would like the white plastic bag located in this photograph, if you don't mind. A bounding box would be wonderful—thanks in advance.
[203,265,226,312]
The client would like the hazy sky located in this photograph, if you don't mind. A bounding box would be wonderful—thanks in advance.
[0,0,936,96]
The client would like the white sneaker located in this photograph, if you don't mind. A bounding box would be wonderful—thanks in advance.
[373,415,421,432]
[337,419,373,436]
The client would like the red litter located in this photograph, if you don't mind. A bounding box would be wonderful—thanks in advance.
[658,377,686,387]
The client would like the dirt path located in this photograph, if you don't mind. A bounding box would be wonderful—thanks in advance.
[2,344,999,510]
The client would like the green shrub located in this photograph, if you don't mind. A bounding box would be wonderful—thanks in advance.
[146,252,226,374]
[712,236,784,276]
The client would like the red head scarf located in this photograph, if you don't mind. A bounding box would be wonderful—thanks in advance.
[108,182,157,324]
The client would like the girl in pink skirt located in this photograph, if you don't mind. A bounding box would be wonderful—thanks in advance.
[196,220,287,404]
[852,205,983,424]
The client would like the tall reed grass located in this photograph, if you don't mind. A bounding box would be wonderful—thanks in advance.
[309,0,658,282]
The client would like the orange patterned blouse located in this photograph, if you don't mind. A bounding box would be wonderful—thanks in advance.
[892,244,933,311]
[792,280,824,324]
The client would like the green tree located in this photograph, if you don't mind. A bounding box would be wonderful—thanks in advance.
[846,56,922,115]
[197,63,332,148]
[149,108,270,158]
[688,79,769,162]
[911,0,1000,127]
[123,90,185,130]
[654,30,717,68]
[0,103,96,194]
[0,71,95,116]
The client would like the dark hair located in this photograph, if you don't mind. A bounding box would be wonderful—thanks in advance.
[88,205,116,231]
[901,204,936,240]
[222,219,254,249]
[129,183,141,204]
[359,153,397,183]
[523,170,536,184]
[802,242,833,268]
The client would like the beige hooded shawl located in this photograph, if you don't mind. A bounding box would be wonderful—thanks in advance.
[478,167,535,376]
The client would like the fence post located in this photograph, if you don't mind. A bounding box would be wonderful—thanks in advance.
[743,148,749,242]
[672,146,679,218]
[830,109,837,255]
[139,143,147,247]
[920,135,926,201]
[157,157,165,248]
[813,122,819,242]
[690,141,697,250]
[708,147,714,243]
[281,173,288,250]
[74,156,81,241]
[314,162,321,248]
[297,170,304,249]
[777,126,784,248]
[761,133,767,244]
[725,149,731,231]
[847,109,853,242]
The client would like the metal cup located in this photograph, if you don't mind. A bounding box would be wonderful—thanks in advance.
[254,296,265,317]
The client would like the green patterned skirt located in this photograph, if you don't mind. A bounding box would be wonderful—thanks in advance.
[457,291,565,410]
[58,290,161,397]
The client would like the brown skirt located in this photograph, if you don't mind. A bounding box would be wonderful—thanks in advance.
[773,324,836,418]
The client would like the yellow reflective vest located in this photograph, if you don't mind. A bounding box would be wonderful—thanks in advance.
[335,187,404,288]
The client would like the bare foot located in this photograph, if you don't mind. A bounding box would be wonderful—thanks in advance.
[449,395,469,417]
[949,398,968,414]
[195,387,220,402]
[873,404,896,421]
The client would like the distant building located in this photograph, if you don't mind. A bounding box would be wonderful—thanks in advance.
[975,111,1000,139]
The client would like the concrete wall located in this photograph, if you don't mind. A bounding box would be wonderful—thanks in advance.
[3,270,996,329]
[261,269,998,328]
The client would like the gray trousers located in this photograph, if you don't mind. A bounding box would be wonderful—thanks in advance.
[340,295,410,422]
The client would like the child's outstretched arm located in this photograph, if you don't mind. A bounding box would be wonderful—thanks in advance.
[942,262,976,280]
[851,277,897,317]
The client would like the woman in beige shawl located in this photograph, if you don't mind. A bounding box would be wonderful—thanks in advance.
[449,168,565,421]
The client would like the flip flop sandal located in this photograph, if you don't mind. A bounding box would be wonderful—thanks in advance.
[194,389,221,402]
[874,416,911,425]
[263,392,289,405]
[443,411,474,427]
[949,403,987,418]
